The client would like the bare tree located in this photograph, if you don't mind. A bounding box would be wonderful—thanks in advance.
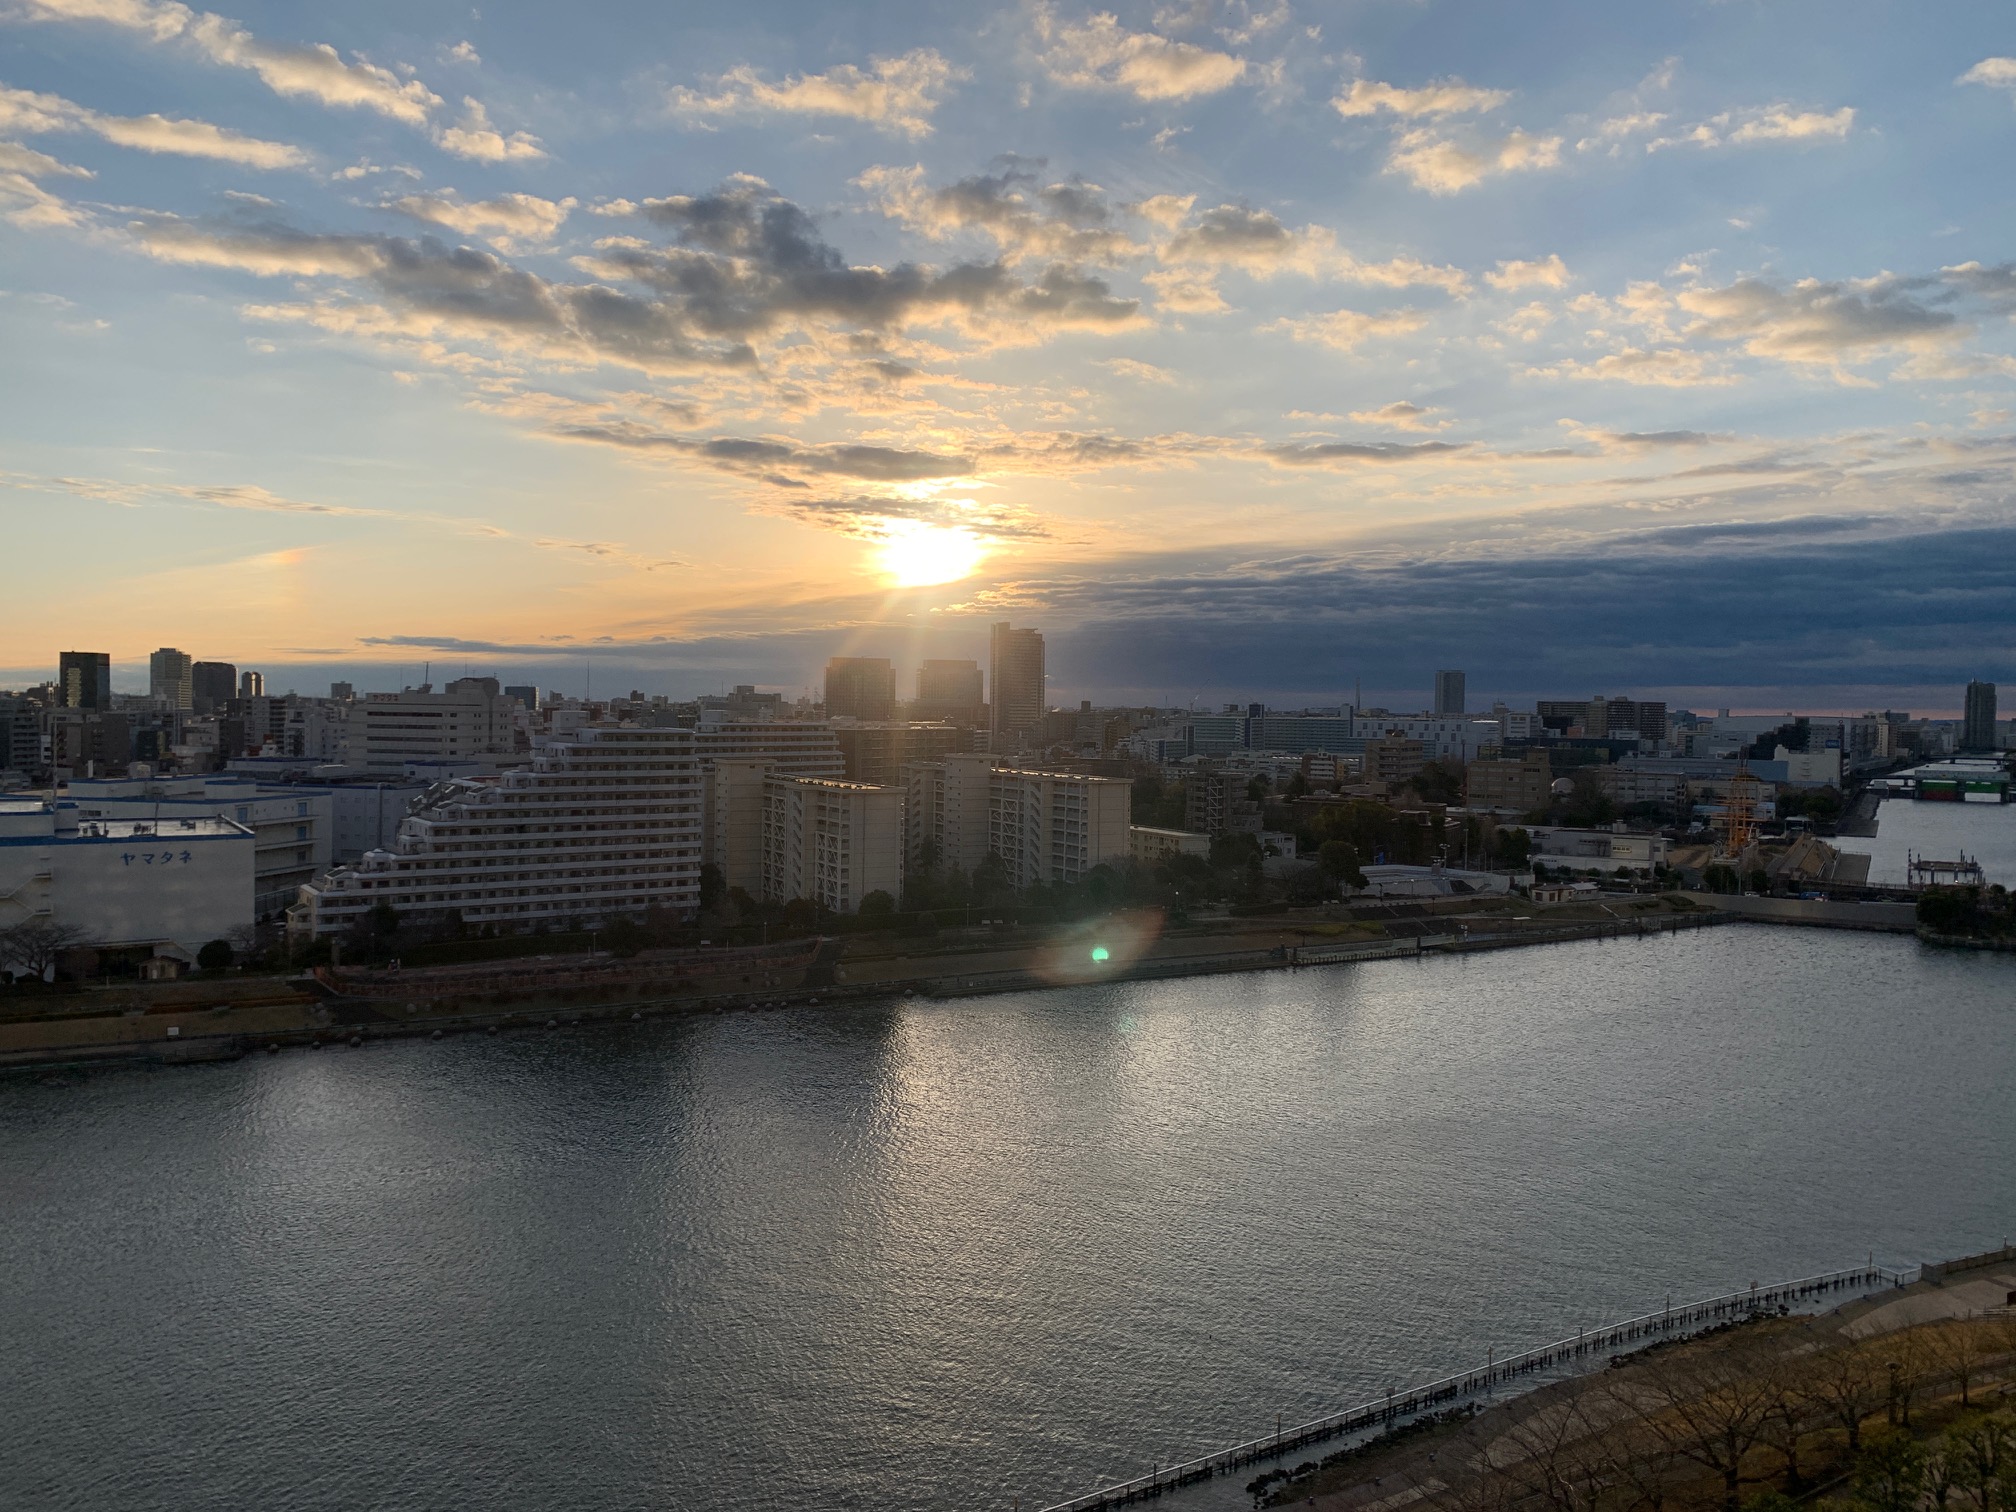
[1498,1392,1613,1512]
[1757,1352,1821,1493]
[0,919,84,980]
[1807,1337,1887,1453]
[1620,1333,1784,1512]
[1932,1318,1997,1411]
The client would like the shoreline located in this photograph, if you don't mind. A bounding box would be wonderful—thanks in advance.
[0,909,1734,1073]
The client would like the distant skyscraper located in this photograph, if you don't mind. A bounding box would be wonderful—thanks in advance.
[1433,669,1466,716]
[57,650,111,710]
[989,623,1045,742]
[191,660,237,714]
[915,659,984,724]
[149,647,194,710]
[241,670,265,699]
[1962,680,1998,752]
[502,684,539,709]
[330,680,354,701]
[824,657,896,720]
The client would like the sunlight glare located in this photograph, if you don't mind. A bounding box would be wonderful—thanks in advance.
[875,523,986,587]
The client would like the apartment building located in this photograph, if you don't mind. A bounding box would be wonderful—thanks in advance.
[759,775,902,913]
[290,726,703,936]
[904,754,1129,889]
[345,681,518,774]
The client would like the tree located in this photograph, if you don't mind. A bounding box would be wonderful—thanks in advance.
[1748,868,1771,895]
[1318,839,1367,889]
[196,938,234,972]
[1621,1333,1783,1512]
[1408,760,1466,806]
[1496,827,1533,866]
[1805,1337,1885,1454]
[1949,1410,2014,1512]
[367,901,401,939]
[601,915,650,957]
[0,919,85,980]
[698,863,726,914]
[1853,1427,1926,1512]
[858,889,895,920]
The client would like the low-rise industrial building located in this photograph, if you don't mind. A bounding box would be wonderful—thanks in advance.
[0,797,253,968]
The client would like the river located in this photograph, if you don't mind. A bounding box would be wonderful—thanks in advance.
[3,926,2012,1511]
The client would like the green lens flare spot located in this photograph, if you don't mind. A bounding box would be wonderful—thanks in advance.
[1091,946,1110,963]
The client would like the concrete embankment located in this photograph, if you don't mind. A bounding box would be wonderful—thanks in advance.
[1679,891,1918,931]
[0,910,1735,1072]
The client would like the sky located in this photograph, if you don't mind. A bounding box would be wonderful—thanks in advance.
[1,0,2012,713]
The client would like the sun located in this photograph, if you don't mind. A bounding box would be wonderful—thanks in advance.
[874,523,987,587]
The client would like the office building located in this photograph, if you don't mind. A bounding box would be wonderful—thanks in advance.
[0,797,254,968]
[330,680,354,701]
[989,623,1045,744]
[291,727,704,937]
[344,681,518,774]
[697,685,783,722]
[58,651,111,710]
[191,660,237,715]
[1364,737,1427,788]
[824,657,897,720]
[49,709,130,779]
[1129,825,1211,863]
[1537,696,1668,743]
[1962,680,1998,753]
[240,670,265,699]
[1433,670,1466,717]
[915,659,984,725]
[903,754,1129,889]
[502,684,540,710]
[1464,751,1554,813]
[149,647,194,711]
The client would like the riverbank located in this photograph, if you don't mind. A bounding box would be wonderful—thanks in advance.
[0,898,1733,1071]
[1056,1244,2016,1512]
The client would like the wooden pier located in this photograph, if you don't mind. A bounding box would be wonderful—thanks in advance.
[1037,1262,1915,1512]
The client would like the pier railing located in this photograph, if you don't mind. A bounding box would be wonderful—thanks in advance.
[1037,1262,1916,1512]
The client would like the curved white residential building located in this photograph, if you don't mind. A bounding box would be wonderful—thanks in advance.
[291,727,701,937]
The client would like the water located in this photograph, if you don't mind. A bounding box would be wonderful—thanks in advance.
[1835,796,2016,885]
[3,927,2013,1512]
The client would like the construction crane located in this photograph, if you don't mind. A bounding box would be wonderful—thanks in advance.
[1717,754,1761,860]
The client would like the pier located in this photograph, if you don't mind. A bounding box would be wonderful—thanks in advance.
[1037,1262,1915,1512]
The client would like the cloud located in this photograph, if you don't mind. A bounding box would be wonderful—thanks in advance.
[1486,254,1569,291]
[1034,5,1248,101]
[0,82,306,168]
[1332,77,1508,119]
[1643,104,1854,153]
[856,161,1140,264]
[1386,127,1561,193]
[0,136,91,226]
[1676,275,1962,366]
[1531,347,1738,387]
[1958,57,2016,97]
[387,190,574,247]
[1267,306,1428,350]
[434,97,545,161]
[751,492,1051,542]
[1943,261,2016,310]
[1265,439,1466,466]
[1099,356,1177,383]
[11,0,442,125]
[1141,266,1227,312]
[447,40,479,65]
[671,48,967,139]
[1158,202,1469,291]
[1349,401,1452,432]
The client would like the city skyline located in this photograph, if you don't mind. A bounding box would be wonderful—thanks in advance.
[2,1,2014,707]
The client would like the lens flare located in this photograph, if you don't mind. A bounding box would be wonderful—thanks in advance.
[875,523,986,588]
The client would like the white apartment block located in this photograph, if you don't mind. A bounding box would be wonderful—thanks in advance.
[759,775,902,914]
[1354,716,1503,762]
[290,727,701,936]
[0,797,253,963]
[346,685,517,774]
[693,719,844,777]
[904,754,1131,890]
